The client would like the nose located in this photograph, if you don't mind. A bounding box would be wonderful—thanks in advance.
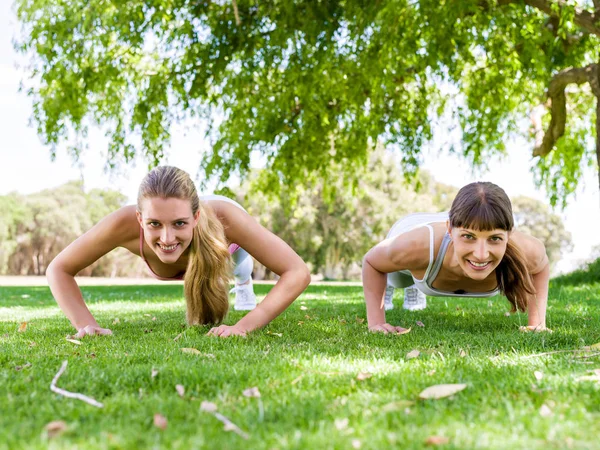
[473,240,489,261]
[160,227,173,244]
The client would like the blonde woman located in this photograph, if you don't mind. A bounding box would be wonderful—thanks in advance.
[47,166,311,338]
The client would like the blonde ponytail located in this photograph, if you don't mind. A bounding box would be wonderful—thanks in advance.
[184,202,232,325]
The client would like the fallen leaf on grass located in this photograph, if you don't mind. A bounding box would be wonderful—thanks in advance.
[151,369,158,379]
[153,414,168,430]
[173,333,183,341]
[243,387,261,398]
[176,385,185,398]
[534,371,543,381]
[398,327,412,335]
[300,306,308,311]
[356,372,372,381]
[356,317,365,324]
[112,318,120,325]
[152,317,157,321]
[266,331,283,337]
[352,439,362,449]
[539,404,553,417]
[180,348,201,355]
[381,400,415,412]
[200,401,218,412]
[21,294,30,299]
[45,420,67,438]
[291,375,304,385]
[459,349,467,358]
[590,342,600,350]
[29,341,37,347]
[144,314,151,317]
[406,350,420,359]
[419,384,467,400]
[504,312,511,317]
[18,322,27,332]
[416,321,425,327]
[15,363,32,371]
[65,338,82,345]
[427,370,436,376]
[334,418,349,430]
[425,436,449,446]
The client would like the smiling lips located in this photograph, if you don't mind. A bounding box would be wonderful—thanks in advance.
[157,243,179,253]
[467,259,491,270]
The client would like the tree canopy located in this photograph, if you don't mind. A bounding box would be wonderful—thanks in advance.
[15,0,600,205]
[237,149,572,279]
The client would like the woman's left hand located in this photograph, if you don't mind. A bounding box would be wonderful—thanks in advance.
[207,325,247,338]
[519,325,553,333]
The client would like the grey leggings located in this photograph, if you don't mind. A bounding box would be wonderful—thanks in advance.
[232,248,253,284]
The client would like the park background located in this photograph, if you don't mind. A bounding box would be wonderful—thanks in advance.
[2,1,600,449]
[1,0,600,281]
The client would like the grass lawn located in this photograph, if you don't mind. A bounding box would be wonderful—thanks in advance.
[1,282,600,449]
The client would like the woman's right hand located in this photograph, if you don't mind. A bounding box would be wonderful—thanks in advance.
[368,323,411,335]
[72,325,113,338]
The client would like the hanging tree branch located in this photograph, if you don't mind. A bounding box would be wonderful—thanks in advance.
[533,63,596,157]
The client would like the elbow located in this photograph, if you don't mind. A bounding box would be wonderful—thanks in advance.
[297,263,311,289]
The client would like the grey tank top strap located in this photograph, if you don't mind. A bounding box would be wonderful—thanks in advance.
[425,232,452,286]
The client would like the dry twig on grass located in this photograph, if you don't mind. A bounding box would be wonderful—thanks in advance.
[50,360,104,408]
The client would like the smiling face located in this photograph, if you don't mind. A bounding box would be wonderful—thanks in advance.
[136,197,200,264]
[448,224,509,280]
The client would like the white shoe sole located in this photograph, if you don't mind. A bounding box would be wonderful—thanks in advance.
[234,304,256,311]
[403,304,426,311]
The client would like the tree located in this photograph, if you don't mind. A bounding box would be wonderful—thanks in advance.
[512,196,573,266]
[1,182,141,276]
[15,0,600,205]
[237,148,451,279]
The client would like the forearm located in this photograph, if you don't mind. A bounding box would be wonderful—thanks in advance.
[527,263,550,328]
[47,267,99,330]
[362,257,387,327]
[233,267,310,332]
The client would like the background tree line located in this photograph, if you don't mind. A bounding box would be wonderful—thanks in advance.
[0,152,573,279]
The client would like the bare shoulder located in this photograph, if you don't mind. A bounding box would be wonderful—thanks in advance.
[201,198,249,231]
[386,226,432,272]
[510,229,549,273]
[98,205,141,242]
[49,205,140,275]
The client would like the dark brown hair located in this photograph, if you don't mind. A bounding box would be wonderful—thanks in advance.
[449,182,535,312]
[138,166,232,324]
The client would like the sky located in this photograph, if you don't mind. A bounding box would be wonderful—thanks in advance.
[1,0,599,274]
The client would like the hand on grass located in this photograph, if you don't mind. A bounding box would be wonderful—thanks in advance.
[73,325,113,338]
[368,323,410,335]
[519,325,553,333]
[207,325,247,338]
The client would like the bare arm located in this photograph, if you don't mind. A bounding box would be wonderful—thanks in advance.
[512,230,550,330]
[46,206,138,333]
[212,203,311,334]
[362,227,429,332]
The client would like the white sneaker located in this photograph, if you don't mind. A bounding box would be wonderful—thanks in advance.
[403,286,426,311]
[384,285,395,311]
[231,282,257,311]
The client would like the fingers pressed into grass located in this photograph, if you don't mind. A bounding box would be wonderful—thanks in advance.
[73,325,113,339]
[207,324,247,338]
[368,323,409,335]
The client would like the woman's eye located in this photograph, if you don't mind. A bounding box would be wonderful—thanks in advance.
[175,221,186,227]
[490,236,503,242]
[462,234,474,240]
[149,222,161,228]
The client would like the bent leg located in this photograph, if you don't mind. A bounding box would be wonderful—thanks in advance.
[231,248,257,311]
